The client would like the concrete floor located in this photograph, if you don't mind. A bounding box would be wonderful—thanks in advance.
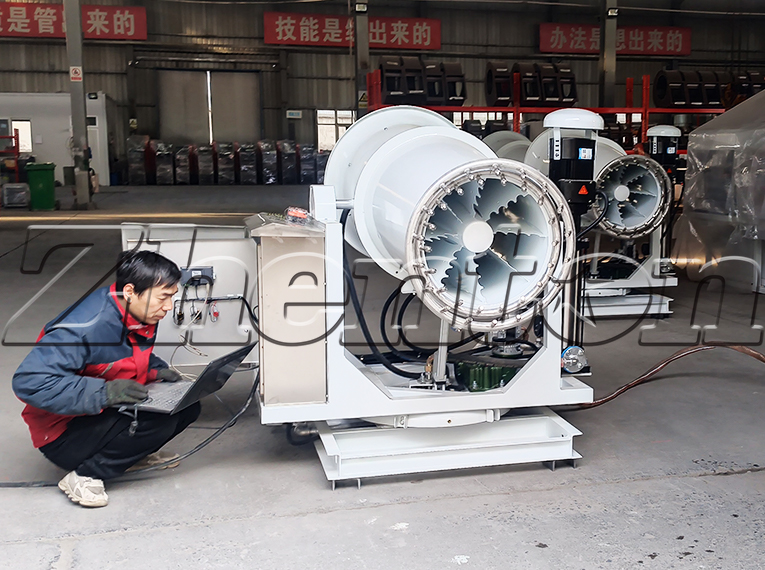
[1,186,764,569]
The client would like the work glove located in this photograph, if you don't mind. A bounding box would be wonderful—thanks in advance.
[105,379,148,406]
[156,368,183,383]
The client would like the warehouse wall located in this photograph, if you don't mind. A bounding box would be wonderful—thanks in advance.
[1,0,764,160]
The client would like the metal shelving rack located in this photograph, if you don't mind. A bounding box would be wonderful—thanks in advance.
[366,72,727,143]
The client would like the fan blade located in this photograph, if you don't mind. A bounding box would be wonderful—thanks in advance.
[620,202,646,225]
[444,247,483,305]
[442,185,479,224]
[488,194,547,237]
[425,237,462,287]
[490,231,548,298]
[476,249,519,307]
[425,205,463,240]
[475,178,523,219]
[627,175,658,196]
[606,199,623,225]
[622,164,651,186]
[630,192,658,213]
[456,180,482,213]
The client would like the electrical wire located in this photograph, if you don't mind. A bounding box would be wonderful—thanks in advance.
[577,192,609,240]
[394,291,483,353]
[380,283,427,362]
[340,210,422,380]
[567,343,765,410]
[0,370,260,488]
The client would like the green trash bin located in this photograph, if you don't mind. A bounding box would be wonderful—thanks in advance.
[26,162,56,211]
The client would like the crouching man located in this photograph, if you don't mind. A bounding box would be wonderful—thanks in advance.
[13,250,200,508]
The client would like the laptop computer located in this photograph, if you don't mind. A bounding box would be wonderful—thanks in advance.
[131,343,256,414]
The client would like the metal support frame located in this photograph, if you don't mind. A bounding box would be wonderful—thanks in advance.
[585,229,678,317]
[315,408,583,483]
[279,50,289,140]
[355,7,370,118]
[598,0,618,107]
[432,319,450,382]
[64,0,91,208]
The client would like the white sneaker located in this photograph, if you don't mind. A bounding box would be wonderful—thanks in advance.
[126,451,181,472]
[58,471,109,508]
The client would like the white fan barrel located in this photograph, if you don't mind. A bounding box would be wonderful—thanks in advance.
[405,159,576,332]
[592,154,672,240]
[328,105,578,333]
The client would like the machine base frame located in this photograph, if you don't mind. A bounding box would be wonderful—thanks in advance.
[314,407,582,483]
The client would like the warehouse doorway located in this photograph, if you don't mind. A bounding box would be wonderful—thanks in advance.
[158,70,261,145]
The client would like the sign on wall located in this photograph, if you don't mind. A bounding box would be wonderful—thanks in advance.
[0,4,147,40]
[265,12,441,50]
[540,24,691,56]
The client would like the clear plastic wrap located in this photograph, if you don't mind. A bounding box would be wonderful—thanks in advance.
[316,151,330,184]
[197,144,216,185]
[257,140,278,185]
[127,135,149,186]
[217,142,236,185]
[239,143,258,185]
[674,90,765,289]
[152,141,175,185]
[277,140,298,184]
[299,144,317,184]
[175,145,194,185]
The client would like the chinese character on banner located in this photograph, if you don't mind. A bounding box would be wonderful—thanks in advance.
[570,26,587,50]
[323,18,342,43]
[390,20,409,45]
[263,12,440,49]
[9,6,31,33]
[647,29,664,52]
[34,7,57,35]
[540,23,689,56]
[628,29,644,52]
[589,27,600,50]
[345,18,354,43]
[369,20,386,44]
[275,15,296,41]
[86,9,109,35]
[615,28,626,51]
[550,25,567,50]
[114,10,135,36]
[300,16,318,42]
[666,29,683,52]
[412,21,431,46]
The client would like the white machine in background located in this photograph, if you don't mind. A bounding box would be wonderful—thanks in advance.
[123,106,595,485]
[482,130,531,162]
[525,110,676,318]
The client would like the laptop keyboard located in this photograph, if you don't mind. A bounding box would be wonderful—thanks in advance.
[144,381,193,410]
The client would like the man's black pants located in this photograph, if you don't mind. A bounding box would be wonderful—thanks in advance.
[40,403,201,480]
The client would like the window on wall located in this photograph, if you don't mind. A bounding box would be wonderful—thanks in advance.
[317,110,356,151]
[11,120,33,153]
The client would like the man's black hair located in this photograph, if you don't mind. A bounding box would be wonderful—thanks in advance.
[116,250,181,295]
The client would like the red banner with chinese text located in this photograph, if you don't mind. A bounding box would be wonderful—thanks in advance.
[540,24,691,56]
[264,12,441,50]
[0,4,147,41]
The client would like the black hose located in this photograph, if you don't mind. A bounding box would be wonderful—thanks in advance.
[466,339,539,355]
[340,210,422,380]
[577,191,609,240]
[396,294,423,352]
[395,291,483,353]
[380,284,427,362]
